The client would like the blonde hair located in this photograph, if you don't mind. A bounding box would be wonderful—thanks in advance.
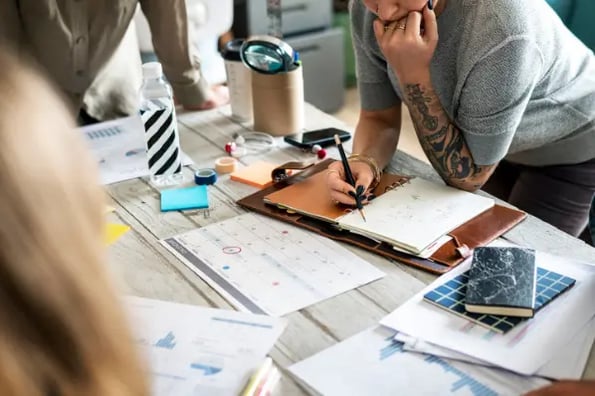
[0,51,148,395]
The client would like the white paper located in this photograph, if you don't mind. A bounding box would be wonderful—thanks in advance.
[396,315,595,380]
[338,178,494,254]
[80,115,192,185]
[394,234,453,259]
[289,326,550,396]
[161,213,385,316]
[125,296,286,396]
[380,244,595,375]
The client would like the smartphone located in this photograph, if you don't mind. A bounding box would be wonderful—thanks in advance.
[284,128,351,149]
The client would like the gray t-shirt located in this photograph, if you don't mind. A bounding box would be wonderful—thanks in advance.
[350,0,595,166]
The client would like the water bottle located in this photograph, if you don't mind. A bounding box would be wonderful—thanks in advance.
[139,62,183,186]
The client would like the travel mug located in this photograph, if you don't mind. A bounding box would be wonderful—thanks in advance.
[222,39,253,122]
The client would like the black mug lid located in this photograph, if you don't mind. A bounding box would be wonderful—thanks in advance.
[221,38,245,61]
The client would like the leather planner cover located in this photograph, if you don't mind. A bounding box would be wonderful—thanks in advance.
[236,159,527,274]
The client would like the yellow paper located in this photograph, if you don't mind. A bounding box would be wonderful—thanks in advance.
[105,223,130,245]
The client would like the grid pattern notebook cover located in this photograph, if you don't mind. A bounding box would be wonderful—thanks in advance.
[423,268,576,334]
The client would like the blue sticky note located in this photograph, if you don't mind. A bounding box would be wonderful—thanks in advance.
[160,185,209,212]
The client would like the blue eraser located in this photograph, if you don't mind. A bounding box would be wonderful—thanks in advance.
[160,185,209,212]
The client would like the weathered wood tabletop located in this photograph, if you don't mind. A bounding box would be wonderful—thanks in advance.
[106,104,595,395]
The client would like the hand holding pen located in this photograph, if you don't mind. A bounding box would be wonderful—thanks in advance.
[326,135,375,221]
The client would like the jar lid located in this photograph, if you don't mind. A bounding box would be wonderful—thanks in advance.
[142,62,163,79]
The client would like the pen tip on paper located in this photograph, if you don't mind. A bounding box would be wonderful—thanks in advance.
[359,209,367,222]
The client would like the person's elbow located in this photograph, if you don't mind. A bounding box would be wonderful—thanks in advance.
[441,163,498,193]
[444,178,483,192]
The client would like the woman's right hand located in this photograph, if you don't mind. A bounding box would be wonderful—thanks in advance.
[326,159,376,205]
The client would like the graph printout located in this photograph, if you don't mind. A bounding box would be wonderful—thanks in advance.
[125,296,286,396]
[80,115,191,185]
[161,213,385,316]
[289,326,550,396]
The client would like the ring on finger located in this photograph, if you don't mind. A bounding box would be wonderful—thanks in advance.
[383,24,406,32]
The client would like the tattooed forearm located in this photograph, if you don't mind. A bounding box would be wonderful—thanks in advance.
[425,125,447,152]
[407,84,438,130]
[404,83,488,189]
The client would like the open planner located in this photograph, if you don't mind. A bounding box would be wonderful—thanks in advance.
[264,172,494,256]
[237,159,527,274]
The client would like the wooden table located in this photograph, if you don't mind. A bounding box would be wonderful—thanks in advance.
[106,104,595,395]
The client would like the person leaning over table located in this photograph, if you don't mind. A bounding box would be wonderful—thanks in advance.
[0,0,228,124]
[0,49,148,396]
[326,0,595,239]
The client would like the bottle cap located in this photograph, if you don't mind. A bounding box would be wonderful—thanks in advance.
[142,62,163,79]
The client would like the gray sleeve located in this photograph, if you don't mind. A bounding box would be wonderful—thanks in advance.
[349,0,400,111]
[456,37,544,165]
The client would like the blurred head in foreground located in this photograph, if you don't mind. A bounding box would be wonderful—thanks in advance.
[0,49,147,396]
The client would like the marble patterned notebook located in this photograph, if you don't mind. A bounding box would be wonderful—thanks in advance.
[423,266,576,334]
[465,247,537,317]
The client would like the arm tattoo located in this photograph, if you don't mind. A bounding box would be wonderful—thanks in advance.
[406,84,439,130]
[405,83,483,184]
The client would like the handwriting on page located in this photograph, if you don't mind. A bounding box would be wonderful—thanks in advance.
[339,178,494,253]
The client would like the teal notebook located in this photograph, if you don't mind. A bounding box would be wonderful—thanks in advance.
[160,185,209,212]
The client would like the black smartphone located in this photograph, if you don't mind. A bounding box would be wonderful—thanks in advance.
[284,128,351,149]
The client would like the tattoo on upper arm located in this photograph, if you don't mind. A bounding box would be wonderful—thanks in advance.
[405,84,483,182]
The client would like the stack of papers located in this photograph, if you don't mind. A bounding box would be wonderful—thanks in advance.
[125,296,286,395]
[379,244,595,376]
[289,241,595,394]
[289,326,550,396]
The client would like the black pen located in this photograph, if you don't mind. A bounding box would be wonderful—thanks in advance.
[428,0,433,10]
[334,134,366,222]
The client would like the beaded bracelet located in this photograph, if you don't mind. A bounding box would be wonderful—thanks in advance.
[348,154,382,189]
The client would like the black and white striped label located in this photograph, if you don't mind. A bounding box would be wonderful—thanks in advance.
[140,99,182,176]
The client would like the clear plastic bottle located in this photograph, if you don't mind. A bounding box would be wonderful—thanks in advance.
[139,62,183,186]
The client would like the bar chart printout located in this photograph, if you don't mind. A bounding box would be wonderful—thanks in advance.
[289,326,550,396]
[126,296,286,395]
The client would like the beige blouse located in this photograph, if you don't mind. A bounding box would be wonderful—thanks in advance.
[1,0,209,120]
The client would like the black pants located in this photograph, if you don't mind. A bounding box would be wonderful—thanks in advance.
[482,158,595,243]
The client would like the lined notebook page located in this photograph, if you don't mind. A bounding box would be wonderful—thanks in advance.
[338,178,494,254]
